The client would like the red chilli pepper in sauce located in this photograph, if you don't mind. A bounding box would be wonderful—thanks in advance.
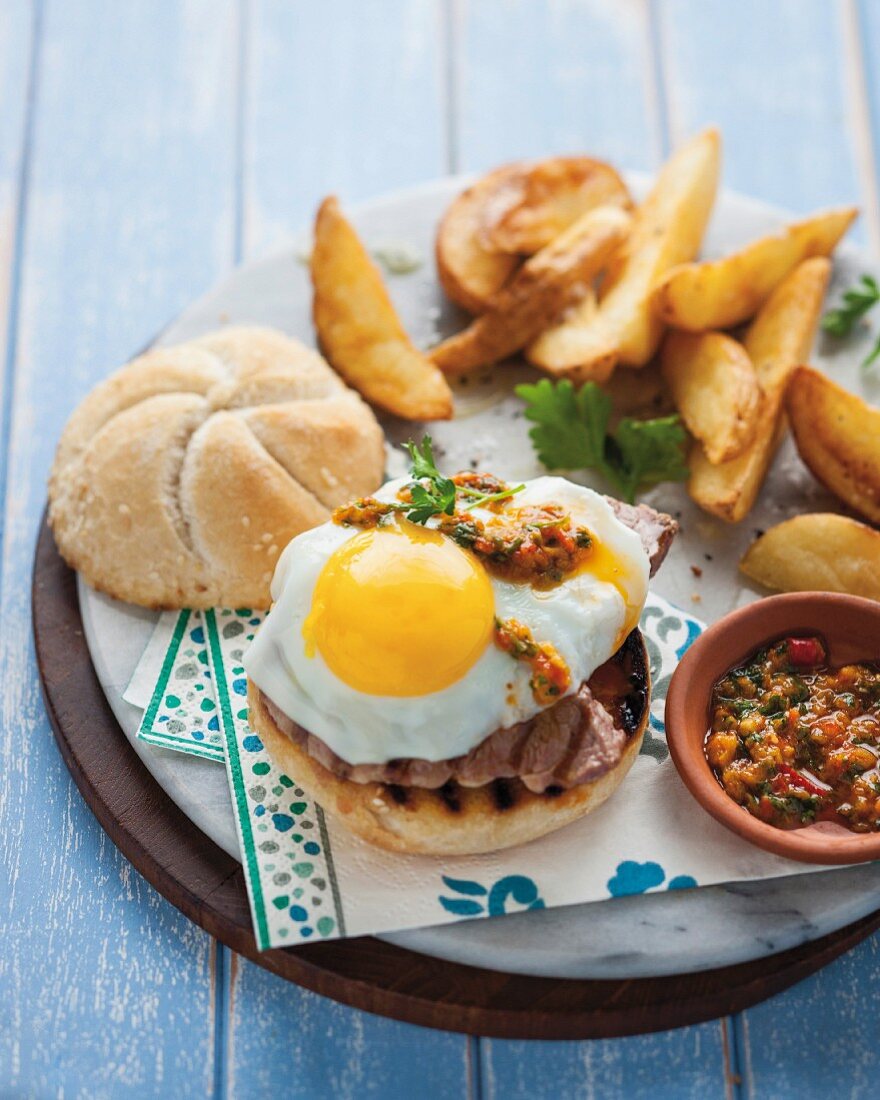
[774,763,828,799]
[707,634,880,832]
[786,636,826,668]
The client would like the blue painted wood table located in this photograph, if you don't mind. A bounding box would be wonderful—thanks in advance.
[3,1,879,1095]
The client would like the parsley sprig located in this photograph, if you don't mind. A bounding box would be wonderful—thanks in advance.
[514,379,688,503]
[400,437,524,524]
[403,438,457,522]
[822,274,880,368]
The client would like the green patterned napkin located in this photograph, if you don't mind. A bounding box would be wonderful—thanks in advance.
[133,593,820,951]
[134,610,225,762]
[203,609,345,947]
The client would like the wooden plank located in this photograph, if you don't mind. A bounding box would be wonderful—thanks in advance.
[0,0,34,535]
[851,0,880,251]
[660,3,880,1095]
[228,954,472,1098]
[229,2,474,1093]
[735,931,880,1098]
[0,1,238,1093]
[455,0,659,172]
[242,0,447,257]
[656,0,865,234]
[454,0,729,1087]
[483,1021,731,1099]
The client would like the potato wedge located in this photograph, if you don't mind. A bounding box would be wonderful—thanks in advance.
[652,206,856,331]
[526,292,619,382]
[312,197,453,420]
[601,356,674,419]
[430,205,631,374]
[482,156,632,254]
[660,331,760,463]
[435,164,524,312]
[786,365,880,525]
[687,256,830,521]
[530,128,721,374]
[740,513,880,601]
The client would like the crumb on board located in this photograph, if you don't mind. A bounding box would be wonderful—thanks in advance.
[690,564,703,578]
[691,592,702,603]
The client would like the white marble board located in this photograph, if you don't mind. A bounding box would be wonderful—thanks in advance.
[80,175,880,979]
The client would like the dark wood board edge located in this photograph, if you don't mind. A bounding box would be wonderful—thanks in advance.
[32,512,880,1039]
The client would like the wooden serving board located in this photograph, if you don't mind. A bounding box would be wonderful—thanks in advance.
[32,514,880,1039]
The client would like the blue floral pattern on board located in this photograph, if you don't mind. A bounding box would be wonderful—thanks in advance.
[606,860,697,897]
[438,874,546,917]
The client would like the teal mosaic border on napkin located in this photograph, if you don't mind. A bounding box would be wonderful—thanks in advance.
[203,608,345,949]
[136,609,225,763]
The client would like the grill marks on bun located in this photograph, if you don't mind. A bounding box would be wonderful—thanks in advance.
[247,641,651,856]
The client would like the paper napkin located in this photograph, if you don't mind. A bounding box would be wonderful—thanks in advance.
[203,609,345,946]
[179,593,816,950]
[131,609,225,763]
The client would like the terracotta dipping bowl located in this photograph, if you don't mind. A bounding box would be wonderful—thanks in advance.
[665,591,880,865]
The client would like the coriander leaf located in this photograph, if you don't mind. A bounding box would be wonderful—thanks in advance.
[401,434,456,523]
[610,415,689,502]
[821,274,880,337]
[405,435,442,481]
[406,483,447,524]
[516,378,688,503]
[514,379,608,470]
[577,382,613,467]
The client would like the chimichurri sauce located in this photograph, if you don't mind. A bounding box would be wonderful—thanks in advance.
[706,636,880,832]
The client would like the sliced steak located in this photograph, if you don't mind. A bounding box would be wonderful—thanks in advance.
[605,497,678,576]
[262,681,625,794]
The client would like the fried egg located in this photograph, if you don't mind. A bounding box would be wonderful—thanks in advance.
[244,476,649,765]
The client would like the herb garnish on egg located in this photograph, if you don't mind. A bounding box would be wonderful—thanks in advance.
[403,437,525,518]
[332,437,598,589]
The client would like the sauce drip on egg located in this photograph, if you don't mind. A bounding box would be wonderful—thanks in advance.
[577,537,643,648]
[302,522,495,697]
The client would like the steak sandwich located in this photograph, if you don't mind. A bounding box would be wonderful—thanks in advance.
[245,450,677,856]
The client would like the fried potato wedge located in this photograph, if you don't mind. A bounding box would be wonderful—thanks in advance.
[430,205,631,375]
[530,128,721,374]
[526,291,619,382]
[483,156,632,254]
[740,514,880,601]
[786,365,880,525]
[660,331,760,463]
[600,355,673,419]
[435,164,524,312]
[687,256,830,521]
[312,197,453,420]
[652,206,856,331]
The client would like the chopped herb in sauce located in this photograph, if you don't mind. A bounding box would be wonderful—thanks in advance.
[494,617,571,706]
[331,436,599,589]
[706,636,880,832]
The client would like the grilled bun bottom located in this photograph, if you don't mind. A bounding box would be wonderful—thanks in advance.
[247,630,650,856]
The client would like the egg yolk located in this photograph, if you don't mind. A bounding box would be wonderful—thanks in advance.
[302,523,495,697]
[578,537,644,647]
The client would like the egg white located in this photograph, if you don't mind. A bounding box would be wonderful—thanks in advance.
[244,477,649,765]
